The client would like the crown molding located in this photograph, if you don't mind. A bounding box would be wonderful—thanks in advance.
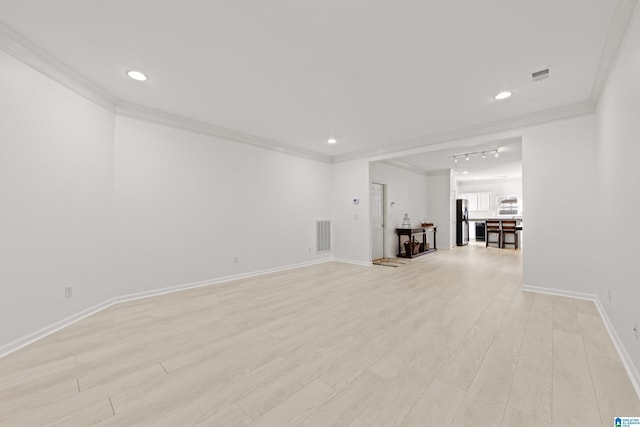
[591,0,639,102]
[0,20,117,111]
[427,169,453,177]
[378,159,429,176]
[1,5,634,166]
[115,101,332,163]
[0,21,330,163]
[332,100,597,163]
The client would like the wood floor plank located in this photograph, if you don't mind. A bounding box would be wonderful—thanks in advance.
[302,371,384,426]
[552,389,601,427]
[0,247,638,426]
[400,378,465,427]
[507,311,553,422]
[451,300,530,426]
[577,311,640,426]
[236,335,356,419]
[249,380,336,426]
[502,406,550,427]
[552,328,597,402]
[437,293,512,390]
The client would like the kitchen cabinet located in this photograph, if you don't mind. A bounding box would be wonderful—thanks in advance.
[477,192,491,210]
[458,192,491,211]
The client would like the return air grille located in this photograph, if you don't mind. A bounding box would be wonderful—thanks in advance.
[532,68,550,82]
[316,220,331,252]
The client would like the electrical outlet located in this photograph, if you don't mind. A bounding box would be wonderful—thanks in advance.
[65,285,73,299]
[233,256,239,264]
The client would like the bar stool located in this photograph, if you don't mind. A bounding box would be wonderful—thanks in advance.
[486,220,501,248]
[501,220,519,249]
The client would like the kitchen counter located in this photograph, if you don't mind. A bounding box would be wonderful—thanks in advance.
[469,217,522,222]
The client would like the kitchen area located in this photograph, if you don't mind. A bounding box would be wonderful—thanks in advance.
[370,138,523,255]
[456,181,523,248]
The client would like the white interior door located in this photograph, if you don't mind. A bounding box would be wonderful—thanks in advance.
[371,183,385,260]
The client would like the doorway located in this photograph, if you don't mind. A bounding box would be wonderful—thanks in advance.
[370,182,385,260]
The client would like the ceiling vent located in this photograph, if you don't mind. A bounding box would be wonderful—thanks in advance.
[532,68,550,82]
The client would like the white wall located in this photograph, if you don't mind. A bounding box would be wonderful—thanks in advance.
[113,116,333,295]
[596,5,640,384]
[331,160,371,265]
[427,171,454,250]
[369,162,429,258]
[0,51,116,348]
[521,114,598,296]
[0,49,334,354]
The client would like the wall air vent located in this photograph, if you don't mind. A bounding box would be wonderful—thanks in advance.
[316,220,331,252]
[532,68,550,82]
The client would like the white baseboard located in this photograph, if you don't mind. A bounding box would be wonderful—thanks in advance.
[520,284,595,301]
[0,299,117,359]
[593,298,640,401]
[331,257,373,267]
[521,284,640,400]
[0,257,337,359]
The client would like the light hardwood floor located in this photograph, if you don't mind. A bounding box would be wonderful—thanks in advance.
[1,245,638,426]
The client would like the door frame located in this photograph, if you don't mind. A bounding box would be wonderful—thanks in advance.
[370,180,387,261]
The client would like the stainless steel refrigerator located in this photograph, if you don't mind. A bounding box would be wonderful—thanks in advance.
[456,199,469,246]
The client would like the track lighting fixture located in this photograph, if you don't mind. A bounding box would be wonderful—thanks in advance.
[449,149,500,162]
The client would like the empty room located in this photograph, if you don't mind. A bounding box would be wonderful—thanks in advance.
[1,1,639,426]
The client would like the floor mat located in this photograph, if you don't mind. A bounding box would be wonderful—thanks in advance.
[372,257,411,267]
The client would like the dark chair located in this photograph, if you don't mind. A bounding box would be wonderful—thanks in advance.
[486,220,501,248]
[501,220,519,249]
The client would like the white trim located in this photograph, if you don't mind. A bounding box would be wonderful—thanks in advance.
[0,299,116,360]
[0,21,117,112]
[378,160,429,176]
[521,284,640,400]
[331,257,373,267]
[1,4,638,166]
[332,101,596,163]
[0,257,337,359]
[590,0,639,101]
[427,169,453,177]
[520,284,595,301]
[593,298,640,401]
[116,102,331,164]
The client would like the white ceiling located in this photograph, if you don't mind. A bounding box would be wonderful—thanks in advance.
[385,138,522,182]
[0,1,632,161]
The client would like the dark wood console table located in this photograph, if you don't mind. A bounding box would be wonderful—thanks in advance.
[396,226,437,258]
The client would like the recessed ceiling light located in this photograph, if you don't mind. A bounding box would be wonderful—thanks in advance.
[327,138,337,144]
[494,91,512,100]
[127,70,148,81]
[462,171,469,175]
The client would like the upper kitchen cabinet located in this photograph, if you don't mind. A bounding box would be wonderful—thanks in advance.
[477,193,491,211]
[459,192,491,211]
